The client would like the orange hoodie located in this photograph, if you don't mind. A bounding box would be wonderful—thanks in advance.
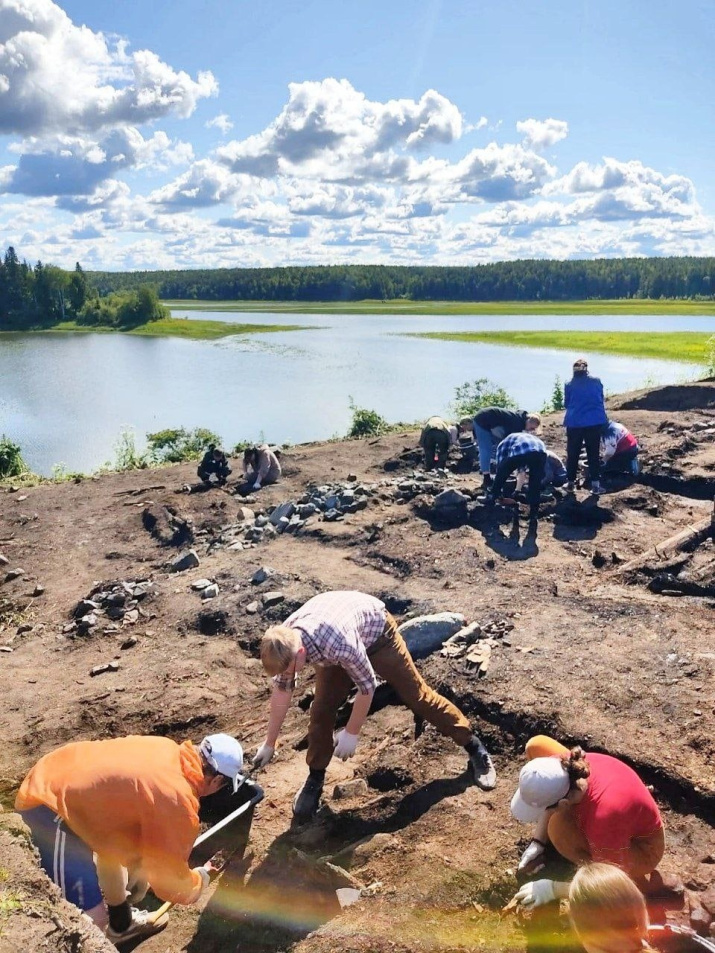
[16,735,204,905]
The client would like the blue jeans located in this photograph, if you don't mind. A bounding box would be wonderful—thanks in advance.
[20,805,103,911]
[474,425,501,474]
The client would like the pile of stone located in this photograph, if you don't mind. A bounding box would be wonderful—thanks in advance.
[439,617,515,677]
[64,578,154,636]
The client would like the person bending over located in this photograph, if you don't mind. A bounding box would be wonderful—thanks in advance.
[16,733,244,945]
[601,420,639,478]
[242,444,282,491]
[515,449,567,496]
[485,432,548,517]
[252,590,497,821]
[198,445,231,486]
[471,408,541,488]
[507,736,664,910]
[419,416,458,470]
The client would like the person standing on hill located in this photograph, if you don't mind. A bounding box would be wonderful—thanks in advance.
[564,359,607,495]
[471,408,541,488]
[252,590,497,822]
[419,416,458,469]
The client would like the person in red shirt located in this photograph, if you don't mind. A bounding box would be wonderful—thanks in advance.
[507,735,664,910]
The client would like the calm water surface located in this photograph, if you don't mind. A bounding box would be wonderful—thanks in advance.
[0,310,711,475]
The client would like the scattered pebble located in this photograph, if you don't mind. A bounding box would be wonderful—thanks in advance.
[90,662,120,676]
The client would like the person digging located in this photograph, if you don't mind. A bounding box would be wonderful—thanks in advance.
[252,590,497,822]
[15,732,244,946]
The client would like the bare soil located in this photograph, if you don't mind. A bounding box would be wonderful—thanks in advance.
[0,380,714,953]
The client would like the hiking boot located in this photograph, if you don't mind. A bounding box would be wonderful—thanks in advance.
[107,908,168,946]
[466,741,497,790]
[293,774,324,821]
[590,482,603,496]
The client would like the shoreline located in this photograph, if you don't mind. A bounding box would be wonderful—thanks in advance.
[0,317,315,341]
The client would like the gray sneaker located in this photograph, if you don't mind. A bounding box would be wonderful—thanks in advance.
[106,907,168,946]
[292,775,323,821]
[467,744,497,790]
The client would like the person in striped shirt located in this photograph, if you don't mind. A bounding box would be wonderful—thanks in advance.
[253,590,497,820]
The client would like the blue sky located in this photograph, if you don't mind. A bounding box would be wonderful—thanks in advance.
[1,0,713,270]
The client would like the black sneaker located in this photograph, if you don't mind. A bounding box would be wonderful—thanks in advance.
[467,743,497,790]
[292,775,324,821]
[106,908,168,946]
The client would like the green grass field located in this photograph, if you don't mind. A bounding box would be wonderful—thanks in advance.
[36,318,313,340]
[163,298,715,316]
[408,330,714,364]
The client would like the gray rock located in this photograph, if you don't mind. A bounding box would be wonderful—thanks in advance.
[106,606,125,620]
[252,566,276,585]
[106,591,125,606]
[247,527,264,542]
[269,501,295,526]
[339,490,356,506]
[168,549,200,573]
[255,514,269,527]
[324,495,339,510]
[298,503,318,519]
[201,583,220,600]
[276,516,291,533]
[433,488,469,513]
[347,473,358,482]
[16,623,32,635]
[32,584,45,597]
[90,661,120,677]
[237,505,255,522]
[191,578,213,591]
[398,612,466,660]
[262,591,285,607]
[0,645,13,653]
[228,541,244,551]
[123,609,139,624]
[245,601,260,614]
[77,612,98,632]
[0,554,9,566]
[5,567,26,582]
[120,635,138,650]
[333,778,369,800]
[324,508,340,522]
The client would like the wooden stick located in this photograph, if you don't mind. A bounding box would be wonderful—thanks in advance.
[619,507,714,575]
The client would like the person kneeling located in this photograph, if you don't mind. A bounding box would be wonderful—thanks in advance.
[251,591,497,822]
[601,420,639,479]
[15,732,244,945]
[198,446,231,486]
[242,444,282,492]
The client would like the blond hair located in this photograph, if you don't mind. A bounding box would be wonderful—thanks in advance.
[569,863,653,953]
[525,413,542,431]
[260,626,301,675]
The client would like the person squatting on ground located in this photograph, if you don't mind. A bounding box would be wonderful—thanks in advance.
[515,449,567,496]
[252,590,497,822]
[508,735,664,910]
[568,863,658,953]
[601,420,640,478]
[242,443,282,491]
[197,445,231,485]
[15,733,244,945]
[564,358,608,495]
[470,407,541,488]
[485,432,548,516]
[419,416,458,470]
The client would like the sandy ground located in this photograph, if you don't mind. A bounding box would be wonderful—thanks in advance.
[0,380,713,953]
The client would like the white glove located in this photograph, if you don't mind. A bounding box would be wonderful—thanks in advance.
[333,729,359,760]
[512,879,556,909]
[518,839,546,872]
[252,481,261,490]
[252,742,275,768]
[189,865,211,902]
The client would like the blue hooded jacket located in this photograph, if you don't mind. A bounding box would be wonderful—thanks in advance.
[563,373,607,428]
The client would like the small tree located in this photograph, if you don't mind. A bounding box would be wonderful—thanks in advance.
[541,376,565,413]
[346,399,389,438]
[706,334,715,378]
[451,378,517,419]
[0,435,28,479]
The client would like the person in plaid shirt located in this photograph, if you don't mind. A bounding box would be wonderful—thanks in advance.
[486,432,548,516]
[252,590,496,820]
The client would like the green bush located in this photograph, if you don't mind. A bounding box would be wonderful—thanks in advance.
[112,428,148,471]
[541,376,565,413]
[451,378,517,418]
[0,436,28,479]
[346,400,389,438]
[706,334,715,377]
[146,427,221,463]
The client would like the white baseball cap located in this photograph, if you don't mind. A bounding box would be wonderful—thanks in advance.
[510,757,571,823]
[199,734,244,793]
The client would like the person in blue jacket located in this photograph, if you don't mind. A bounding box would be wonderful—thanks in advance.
[564,358,608,495]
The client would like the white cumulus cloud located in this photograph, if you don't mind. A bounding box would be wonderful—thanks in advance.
[516,118,569,150]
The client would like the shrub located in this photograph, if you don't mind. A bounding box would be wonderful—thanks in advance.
[146,427,221,464]
[0,436,28,479]
[112,428,148,471]
[541,376,565,413]
[451,378,517,418]
[346,399,389,438]
[706,334,715,377]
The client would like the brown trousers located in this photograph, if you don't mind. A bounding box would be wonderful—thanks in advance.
[525,735,665,877]
[307,613,474,770]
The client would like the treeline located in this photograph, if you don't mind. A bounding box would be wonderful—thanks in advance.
[0,247,168,331]
[86,257,715,302]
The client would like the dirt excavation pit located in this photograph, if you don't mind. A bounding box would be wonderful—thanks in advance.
[0,380,714,953]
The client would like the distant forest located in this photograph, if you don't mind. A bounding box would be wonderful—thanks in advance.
[86,257,715,302]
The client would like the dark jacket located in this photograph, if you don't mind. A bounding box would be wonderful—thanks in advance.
[564,374,607,429]
[473,407,527,435]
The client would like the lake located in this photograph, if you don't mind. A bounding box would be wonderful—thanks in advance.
[1,309,712,475]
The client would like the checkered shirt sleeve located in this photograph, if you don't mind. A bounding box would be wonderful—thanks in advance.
[495,433,545,467]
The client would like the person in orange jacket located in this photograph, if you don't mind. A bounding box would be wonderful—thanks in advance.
[15,733,243,946]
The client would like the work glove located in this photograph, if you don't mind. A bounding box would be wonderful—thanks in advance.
[518,839,547,874]
[333,729,359,760]
[252,481,261,491]
[512,879,556,910]
[189,865,211,902]
[252,742,275,768]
